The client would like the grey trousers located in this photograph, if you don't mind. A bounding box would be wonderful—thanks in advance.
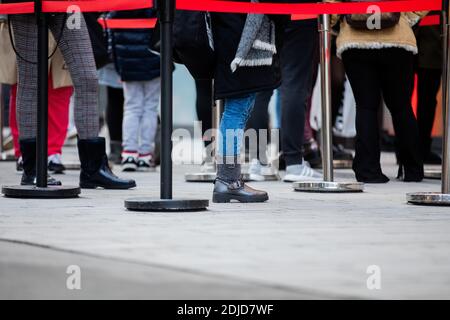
[10,13,99,140]
[122,78,160,155]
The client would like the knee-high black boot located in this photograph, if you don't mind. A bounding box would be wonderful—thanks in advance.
[78,137,136,189]
[19,138,61,186]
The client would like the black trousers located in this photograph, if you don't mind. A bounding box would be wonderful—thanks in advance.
[195,79,213,147]
[248,22,319,167]
[416,67,442,155]
[342,48,423,180]
[106,87,124,142]
[247,90,272,164]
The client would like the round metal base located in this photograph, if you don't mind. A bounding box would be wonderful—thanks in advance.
[407,192,450,206]
[261,174,279,181]
[64,163,81,171]
[293,181,364,193]
[333,159,353,169]
[424,169,441,180]
[125,198,209,212]
[2,185,81,199]
[185,172,217,182]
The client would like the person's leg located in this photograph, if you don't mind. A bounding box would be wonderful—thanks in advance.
[416,67,442,164]
[279,22,322,182]
[380,49,423,181]
[10,15,61,186]
[195,79,213,143]
[279,23,318,167]
[8,84,20,159]
[48,14,99,139]
[121,81,144,172]
[47,73,73,174]
[48,13,134,189]
[137,78,160,171]
[246,90,271,165]
[342,49,388,183]
[106,86,124,164]
[214,94,268,203]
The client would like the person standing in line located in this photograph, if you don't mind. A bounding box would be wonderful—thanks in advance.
[107,9,161,172]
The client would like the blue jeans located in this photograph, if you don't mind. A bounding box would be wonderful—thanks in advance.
[218,94,256,157]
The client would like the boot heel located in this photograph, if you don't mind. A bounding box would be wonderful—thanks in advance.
[212,192,231,203]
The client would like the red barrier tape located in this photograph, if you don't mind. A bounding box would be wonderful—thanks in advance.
[0,0,153,14]
[98,17,157,29]
[419,14,441,26]
[176,0,442,15]
[0,0,443,17]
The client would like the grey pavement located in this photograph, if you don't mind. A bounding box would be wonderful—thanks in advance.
[0,146,450,299]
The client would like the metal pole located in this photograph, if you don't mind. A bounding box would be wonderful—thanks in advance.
[0,85,4,156]
[293,14,364,193]
[406,2,450,205]
[36,0,48,188]
[160,0,175,199]
[319,14,333,182]
[442,0,450,194]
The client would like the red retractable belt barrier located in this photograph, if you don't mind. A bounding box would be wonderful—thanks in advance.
[0,0,444,27]
[98,17,158,29]
[176,0,442,15]
[419,14,441,26]
[0,0,443,15]
[0,0,153,14]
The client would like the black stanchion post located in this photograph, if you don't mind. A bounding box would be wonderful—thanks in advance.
[160,0,174,199]
[2,0,80,198]
[36,0,48,188]
[124,0,208,211]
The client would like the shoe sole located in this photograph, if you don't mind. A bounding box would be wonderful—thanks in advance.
[80,182,137,190]
[283,176,322,183]
[212,192,269,203]
[122,165,137,172]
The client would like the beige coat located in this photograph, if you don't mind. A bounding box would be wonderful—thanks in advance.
[327,1,427,58]
[0,21,73,88]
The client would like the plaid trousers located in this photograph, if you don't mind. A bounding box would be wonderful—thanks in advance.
[10,13,99,139]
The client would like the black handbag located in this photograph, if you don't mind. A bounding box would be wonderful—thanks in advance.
[344,0,400,30]
[172,10,216,80]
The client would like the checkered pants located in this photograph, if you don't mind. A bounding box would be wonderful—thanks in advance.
[10,13,99,139]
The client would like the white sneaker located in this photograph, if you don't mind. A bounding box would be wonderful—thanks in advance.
[248,159,279,182]
[248,159,264,181]
[283,163,322,182]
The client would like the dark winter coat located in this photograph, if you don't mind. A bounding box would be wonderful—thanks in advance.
[107,9,160,82]
[211,0,299,99]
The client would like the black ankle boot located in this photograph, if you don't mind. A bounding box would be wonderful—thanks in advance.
[78,137,136,189]
[213,158,268,203]
[19,139,61,186]
[213,178,269,203]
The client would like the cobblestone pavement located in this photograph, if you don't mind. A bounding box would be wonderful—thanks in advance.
[0,147,449,299]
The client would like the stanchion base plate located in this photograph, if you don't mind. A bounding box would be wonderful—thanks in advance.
[0,153,15,161]
[333,159,353,170]
[407,192,450,206]
[293,181,364,193]
[2,185,81,199]
[185,172,216,182]
[125,198,209,212]
[424,169,441,180]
